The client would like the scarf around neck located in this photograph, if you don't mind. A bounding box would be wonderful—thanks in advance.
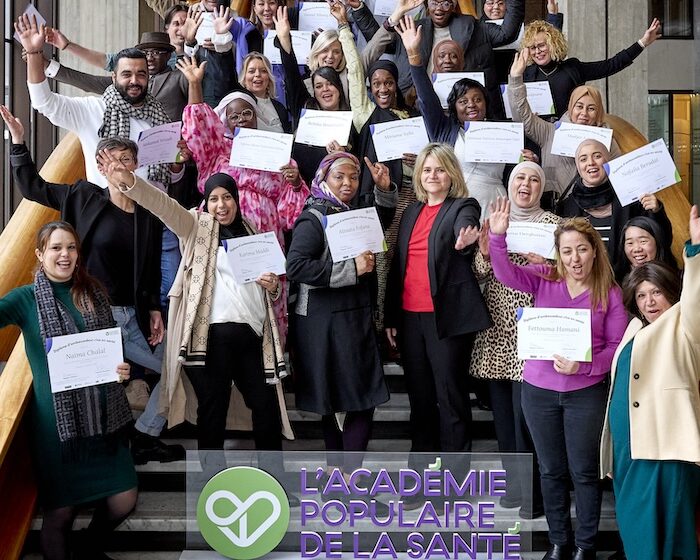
[571,175,615,210]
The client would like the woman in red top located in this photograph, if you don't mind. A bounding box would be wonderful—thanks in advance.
[384,143,492,486]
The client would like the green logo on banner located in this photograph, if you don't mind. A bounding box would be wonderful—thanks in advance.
[196,466,290,559]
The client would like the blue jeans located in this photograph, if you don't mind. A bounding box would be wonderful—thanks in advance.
[160,227,181,316]
[111,305,166,436]
[521,380,607,550]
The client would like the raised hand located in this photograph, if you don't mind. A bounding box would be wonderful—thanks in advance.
[0,105,25,144]
[214,5,234,35]
[455,225,480,251]
[97,149,135,188]
[391,0,424,21]
[639,192,660,213]
[546,0,558,14]
[182,6,204,44]
[44,26,69,50]
[510,49,529,77]
[478,218,490,258]
[640,18,662,47]
[488,197,511,235]
[328,0,348,25]
[690,205,700,246]
[176,56,207,83]
[395,15,422,56]
[273,6,292,39]
[14,14,45,53]
[363,156,391,190]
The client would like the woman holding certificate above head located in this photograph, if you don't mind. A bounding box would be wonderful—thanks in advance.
[556,139,672,269]
[614,216,679,284]
[383,143,491,489]
[98,158,294,460]
[179,56,310,340]
[600,206,700,560]
[508,50,623,200]
[488,199,627,560]
[286,151,396,494]
[0,221,135,560]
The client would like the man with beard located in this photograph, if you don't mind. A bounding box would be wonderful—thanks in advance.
[18,13,170,189]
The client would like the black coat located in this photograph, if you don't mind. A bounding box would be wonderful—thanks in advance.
[384,197,492,339]
[10,143,162,341]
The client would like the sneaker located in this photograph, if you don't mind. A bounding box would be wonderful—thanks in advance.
[131,432,186,465]
[125,379,150,411]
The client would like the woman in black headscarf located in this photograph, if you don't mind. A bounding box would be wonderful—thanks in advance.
[99,157,294,453]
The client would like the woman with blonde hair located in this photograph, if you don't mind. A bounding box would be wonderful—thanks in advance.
[522,18,661,118]
[384,143,491,483]
[239,52,291,133]
[488,199,628,560]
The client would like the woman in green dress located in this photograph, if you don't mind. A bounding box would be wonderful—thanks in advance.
[0,222,136,560]
[600,205,700,560]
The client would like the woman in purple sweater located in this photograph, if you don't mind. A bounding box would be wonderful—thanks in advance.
[488,197,627,560]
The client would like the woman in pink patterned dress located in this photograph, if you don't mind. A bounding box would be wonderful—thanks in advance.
[178,56,310,341]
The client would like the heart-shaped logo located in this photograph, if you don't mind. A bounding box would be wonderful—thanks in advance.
[205,489,282,547]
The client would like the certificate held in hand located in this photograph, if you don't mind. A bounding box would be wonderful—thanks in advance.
[324,207,387,263]
[137,121,183,168]
[517,307,592,362]
[223,231,286,284]
[263,30,312,65]
[370,117,430,162]
[46,328,124,393]
[550,122,613,158]
[501,82,555,119]
[506,223,557,259]
[229,128,294,173]
[298,2,338,31]
[462,121,524,164]
[295,109,353,147]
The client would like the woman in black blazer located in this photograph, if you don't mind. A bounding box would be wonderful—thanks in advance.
[384,143,492,482]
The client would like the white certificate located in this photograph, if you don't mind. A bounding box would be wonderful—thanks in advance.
[485,19,524,51]
[550,122,613,158]
[373,0,396,16]
[604,139,681,207]
[137,121,182,168]
[14,4,47,42]
[462,121,524,164]
[501,82,555,119]
[223,231,286,283]
[295,109,353,147]
[46,328,124,393]
[370,116,430,162]
[325,207,387,262]
[431,72,486,109]
[517,308,592,362]
[230,128,293,172]
[506,223,557,259]
[298,2,338,31]
[263,30,312,65]
[195,11,216,44]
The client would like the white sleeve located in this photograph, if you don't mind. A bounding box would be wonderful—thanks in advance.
[184,43,200,57]
[213,32,233,53]
[44,60,61,78]
[27,79,104,134]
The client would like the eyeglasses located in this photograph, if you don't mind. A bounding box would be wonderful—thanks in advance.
[529,42,549,52]
[484,0,505,6]
[143,48,170,58]
[228,109,255,122]
[428,0,454,9]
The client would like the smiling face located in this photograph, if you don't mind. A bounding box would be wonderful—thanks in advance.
[35,229,79,283]
[371,69,397,110]
[326,163,360,204]
[635,280,672,323]
[624,226,658,268]
[207,187,238,226]
[435,43,461,72]
[113,57,149,105]
[144,48,171,76]
[243,58,271,97]
[420,154,452,204]
[226,99,258,131]
[455,87,486,123]
[575,142,608,187]
[510,168,542,209]
[165,10,187,50]
[316,40,344,71]
[570,94,600,126]
[558,231,596,284]
[313,75,341,110]
[253,0,278,29]
[529,32,552,66]
[427,0,456,28]
[483,0,506,19]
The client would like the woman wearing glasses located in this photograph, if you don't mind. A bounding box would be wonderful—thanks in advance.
[179,56,310,341]
[521,17,661,118]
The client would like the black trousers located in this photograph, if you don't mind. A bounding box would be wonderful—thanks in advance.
[399,311,474,471]
[187,322,282,451]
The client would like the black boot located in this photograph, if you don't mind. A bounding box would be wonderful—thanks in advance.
[131,432,185,465]
[541,543,571,560]
[571,546,596,560]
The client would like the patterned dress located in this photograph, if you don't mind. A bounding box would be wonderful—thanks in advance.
[182,102,310,340]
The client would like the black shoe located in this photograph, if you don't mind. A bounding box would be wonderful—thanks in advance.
[541,544,571,560]
[131,433,186,465]
[519,506,545,519]
[71,529,116,559]
[571,546,596,560]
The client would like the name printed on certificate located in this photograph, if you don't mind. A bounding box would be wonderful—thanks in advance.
[46,328,124,393]
[263,30,312,65]
[370,117,431,162]
[230,128,294,173]
[462,121,524,164]
[295,109,353,147]
[298,2,338,31]
[501,82,555,119]
[432,72,486,109]
[137,121,183,168]
[324,207,387,263]
[517,307,592,362]
[550,122,613,158]
[223,231,287,284]
[506,223,557,259]
[603,139,681,206]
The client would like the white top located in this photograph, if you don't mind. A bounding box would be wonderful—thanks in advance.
[255,96,284,133]
[28,78,152,188]
[210,246,267,335]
